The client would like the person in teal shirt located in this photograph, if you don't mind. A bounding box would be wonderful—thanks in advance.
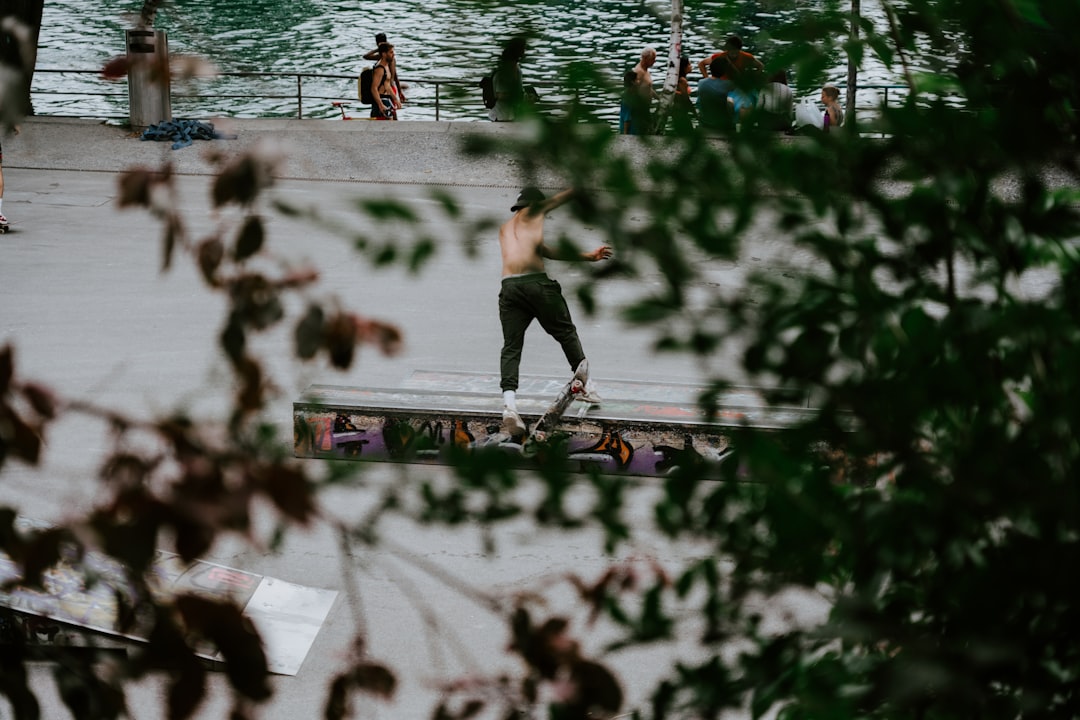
[696,57,734,133]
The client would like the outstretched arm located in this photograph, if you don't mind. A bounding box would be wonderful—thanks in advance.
[531,189,613,261]
[534,188,576,214]
[540,242,613,263]
[583,245,613,261]
[521,187,577,218]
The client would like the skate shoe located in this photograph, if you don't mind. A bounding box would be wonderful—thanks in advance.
[0,213,8,229]
[575,378,603,405]
[502,407,527,437]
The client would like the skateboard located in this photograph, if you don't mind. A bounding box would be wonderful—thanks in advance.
[0,222,9,234]
[529,359,591,440]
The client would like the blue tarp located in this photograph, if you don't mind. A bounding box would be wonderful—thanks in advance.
[140,119,237,150]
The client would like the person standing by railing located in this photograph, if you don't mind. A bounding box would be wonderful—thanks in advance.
[489,36,532,122]
[369,43,401,120]
[363,33,405,104]
[630,46,658,132]
[672,56,697,134]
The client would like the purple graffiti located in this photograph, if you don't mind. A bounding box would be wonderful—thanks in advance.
[301,411,730,478]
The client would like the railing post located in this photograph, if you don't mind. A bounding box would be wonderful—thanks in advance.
[845,0,860,127]
[297,75,303,119]
[435,82,440,122]
[125,29,171,128]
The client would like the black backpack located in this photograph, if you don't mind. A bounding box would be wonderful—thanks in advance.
[359,64,380,105]
[479,71,496,108]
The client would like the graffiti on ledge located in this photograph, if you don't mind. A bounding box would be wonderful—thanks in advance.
[295,410,732,477]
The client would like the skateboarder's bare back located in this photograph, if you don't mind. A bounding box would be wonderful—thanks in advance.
[499,211,549,277]
[497,187,612,436]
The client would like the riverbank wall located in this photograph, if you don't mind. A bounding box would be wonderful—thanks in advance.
[7,116,584,188]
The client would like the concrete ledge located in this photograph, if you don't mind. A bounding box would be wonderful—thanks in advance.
[294,395,731,478]
[211,118,458,133]
[292,378,821,477]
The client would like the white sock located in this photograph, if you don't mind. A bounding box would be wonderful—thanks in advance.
[503,390,516,411]
[0,198,4,214]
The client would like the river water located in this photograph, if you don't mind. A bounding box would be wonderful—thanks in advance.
[33,0,905,124]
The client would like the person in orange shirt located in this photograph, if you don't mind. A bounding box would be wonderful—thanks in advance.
[698,35,764,126]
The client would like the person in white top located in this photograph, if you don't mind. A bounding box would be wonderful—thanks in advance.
[755,70,794,131]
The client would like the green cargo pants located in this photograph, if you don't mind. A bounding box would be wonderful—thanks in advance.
[499,273,585,392]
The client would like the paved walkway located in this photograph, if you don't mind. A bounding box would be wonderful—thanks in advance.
[7,116,616,186]
[1,117,769,719]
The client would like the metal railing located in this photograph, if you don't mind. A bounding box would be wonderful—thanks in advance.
[32,68,524,122]
[31,67,909,125]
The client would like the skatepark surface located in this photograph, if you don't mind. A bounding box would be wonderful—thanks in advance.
[0,117,823,719]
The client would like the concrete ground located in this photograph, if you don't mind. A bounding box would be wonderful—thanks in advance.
[0,117,822,719]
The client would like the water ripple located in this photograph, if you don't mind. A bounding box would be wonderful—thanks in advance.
[34,0,909,123]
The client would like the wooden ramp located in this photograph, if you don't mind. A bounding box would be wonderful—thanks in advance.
[293,371,819,478]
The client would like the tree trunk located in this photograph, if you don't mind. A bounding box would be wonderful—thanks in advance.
[845,0,860,127]
[652,0,684,134]
[1,0,45,118]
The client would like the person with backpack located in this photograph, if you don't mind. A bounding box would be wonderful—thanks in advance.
[368,43,401,120]
[698,35,764,128]
[363,33,405,103]
[487,37,528,122]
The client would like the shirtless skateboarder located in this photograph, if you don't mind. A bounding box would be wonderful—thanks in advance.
[498,187,613,436]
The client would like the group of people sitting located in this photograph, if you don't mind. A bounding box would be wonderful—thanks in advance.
[621,34,844,135]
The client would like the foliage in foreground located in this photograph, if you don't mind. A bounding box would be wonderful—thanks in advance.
[3,0,1080,718]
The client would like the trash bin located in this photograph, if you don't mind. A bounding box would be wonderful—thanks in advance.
[126,28,171,128]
